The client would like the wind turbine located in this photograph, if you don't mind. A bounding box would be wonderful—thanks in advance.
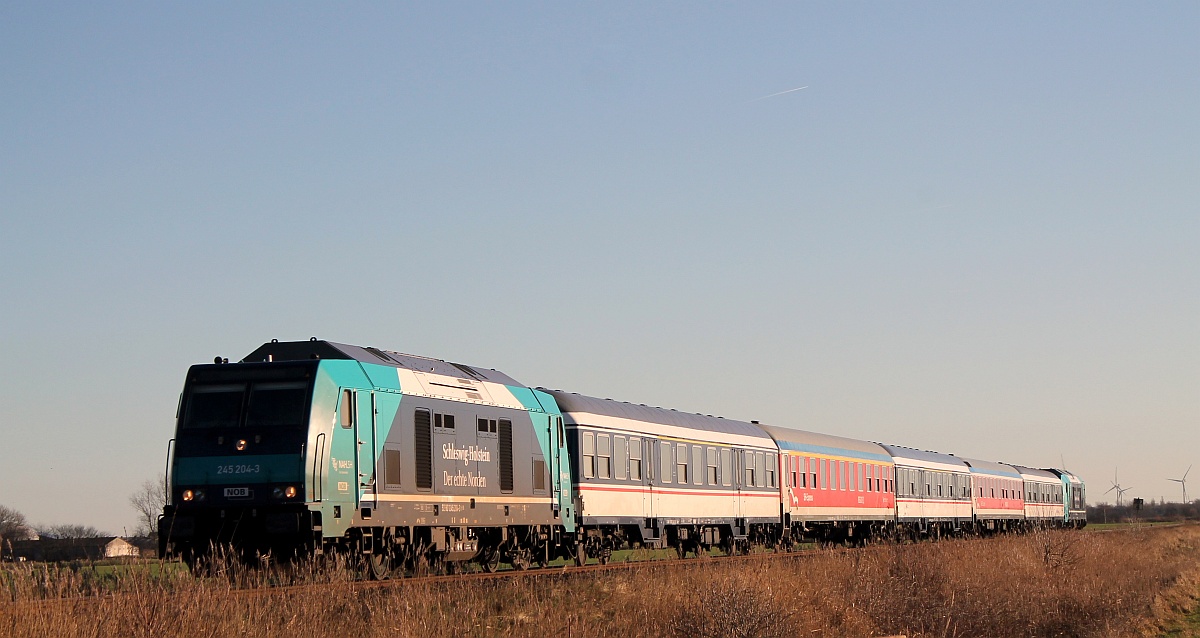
[1104,468,1131,506]
[1169,465,1191,503]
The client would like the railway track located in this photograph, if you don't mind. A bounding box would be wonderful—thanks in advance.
[0,544,828,611]
[5,525,1128,610]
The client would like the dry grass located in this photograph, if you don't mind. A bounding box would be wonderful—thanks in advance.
[4,525,1200,637]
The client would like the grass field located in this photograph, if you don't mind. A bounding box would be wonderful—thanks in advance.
[4,524,1200,637]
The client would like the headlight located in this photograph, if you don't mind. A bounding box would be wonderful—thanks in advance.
[182,489,194,502]
[194,489,205,502]
[284,486,297,498]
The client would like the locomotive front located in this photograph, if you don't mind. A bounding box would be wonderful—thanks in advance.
[159,358,321,563]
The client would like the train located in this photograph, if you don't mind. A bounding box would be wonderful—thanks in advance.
[158,339,1086,575]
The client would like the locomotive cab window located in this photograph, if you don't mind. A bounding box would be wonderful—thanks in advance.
[384,445,402,489]
[533,457,547,493]
[339,389,354,428]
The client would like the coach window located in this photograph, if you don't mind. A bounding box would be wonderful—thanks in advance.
[794,458,802,489]
[597,434,612,479]
[717,448,731,486]
[819,459,826,490]
[677,443,689,484]
[706,448,718,486]
[629,438,642,481]
[753,452,764,488]
[811,458,819,489]
[660,441,673,484]
[691,445,703,486]
[614,436,627,480]
[582,432,596,479]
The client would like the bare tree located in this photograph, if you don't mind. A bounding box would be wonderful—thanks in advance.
[37,523,106,539]
[130,476,168,539]
[0,503,34,554]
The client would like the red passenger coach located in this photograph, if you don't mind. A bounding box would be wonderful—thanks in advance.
[760,425,896,543]
[960,457,1025,532]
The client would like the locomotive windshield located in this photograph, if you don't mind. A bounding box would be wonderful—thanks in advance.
[182,380,310,429]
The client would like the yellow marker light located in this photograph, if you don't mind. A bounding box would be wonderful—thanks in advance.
[284,486,297,499]
[235,439,247,451]
[182,489,194,501]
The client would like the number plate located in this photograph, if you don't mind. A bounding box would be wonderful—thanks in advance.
[224,487,251,498]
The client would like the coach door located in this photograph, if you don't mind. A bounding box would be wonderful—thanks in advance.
[734,450,745,522]
[355,390,378,512]
[642,437,655,524]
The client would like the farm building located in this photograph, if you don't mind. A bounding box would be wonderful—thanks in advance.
[7,537,141,562]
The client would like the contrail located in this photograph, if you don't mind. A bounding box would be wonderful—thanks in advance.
[746,85,808,104]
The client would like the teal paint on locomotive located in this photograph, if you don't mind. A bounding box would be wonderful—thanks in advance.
[174,454,302,485]
[509,387,575,532]
[310,360,404,540]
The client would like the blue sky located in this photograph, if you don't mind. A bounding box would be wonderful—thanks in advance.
[1,3,1196,533]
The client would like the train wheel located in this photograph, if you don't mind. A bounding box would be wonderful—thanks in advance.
[481,548,501,573]
[363,550,391,580]
[511,549,530,571]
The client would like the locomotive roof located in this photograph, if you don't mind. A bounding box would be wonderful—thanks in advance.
[959,457,1022,478]
[243,340,524,387]
[543,390,775,447]
[758,424,892,463]
[877,443,970,473]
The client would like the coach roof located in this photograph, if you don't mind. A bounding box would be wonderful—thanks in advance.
[543,390,775,444]
[759,424,892,463]
[959,457,1023,478]
[878,444,970,473]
